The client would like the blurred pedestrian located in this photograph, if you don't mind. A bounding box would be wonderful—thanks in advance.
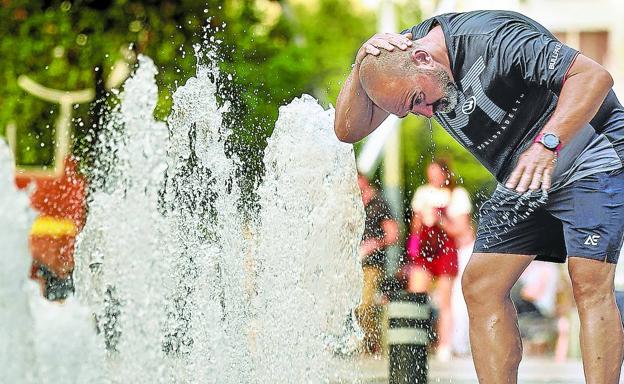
[406,160,472,361]
[512,261,559,319]
[356,173,399,355]
[511,261,560,355]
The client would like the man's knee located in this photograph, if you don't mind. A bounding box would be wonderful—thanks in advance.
[568,257,616,308]
[462,253,531,307]
[461,256,497,307]
[461,262,478,304]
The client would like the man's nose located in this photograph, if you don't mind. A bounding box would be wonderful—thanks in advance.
[415,105,434,118]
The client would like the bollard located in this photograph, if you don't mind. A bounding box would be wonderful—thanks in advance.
[387,290,430,384]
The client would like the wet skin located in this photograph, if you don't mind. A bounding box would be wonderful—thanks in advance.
[360,67,448,119]
[334,25,622,384]
[463,253,623,384]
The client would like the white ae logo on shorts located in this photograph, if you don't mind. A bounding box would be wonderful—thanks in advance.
[584,234,601,246]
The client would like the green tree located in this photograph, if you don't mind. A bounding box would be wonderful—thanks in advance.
[1,0,206,165]
[1,0,375,168]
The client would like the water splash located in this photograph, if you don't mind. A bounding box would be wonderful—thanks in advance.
[159,53,251,383]
[0,141,103,384]
[0,141,37,383]
[253,95,364,382]
[69,52,364,383]
[73,55,170,382]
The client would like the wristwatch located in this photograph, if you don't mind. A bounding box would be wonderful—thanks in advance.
[534,133,562,153]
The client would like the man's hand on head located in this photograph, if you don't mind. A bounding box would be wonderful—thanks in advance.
[505,143,557,193]
[335,32,412,143]
[355,32,413,65]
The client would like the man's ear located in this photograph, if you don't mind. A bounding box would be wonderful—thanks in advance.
[410,50,433,67]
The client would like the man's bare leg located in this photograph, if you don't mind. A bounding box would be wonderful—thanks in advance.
[568,257,624,383]
[461,253,535,384]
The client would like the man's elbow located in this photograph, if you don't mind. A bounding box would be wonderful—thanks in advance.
[334,121,359,143]
[601,69,614,89]
[594,66,614,90]
[568,55,614,91]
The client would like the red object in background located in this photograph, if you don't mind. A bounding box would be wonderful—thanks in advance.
[405,226,458,278]
[29,234,76,279]
[16,157,87,226]
[15,157,87,279]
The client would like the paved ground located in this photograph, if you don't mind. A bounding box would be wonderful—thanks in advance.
[331,355,621,383]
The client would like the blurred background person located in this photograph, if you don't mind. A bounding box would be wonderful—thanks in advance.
[16,156,87,301]
[356,173,399,355]
[448,187,475,358]
[511,261,560,355]
[511,261,559,320]
[405,160,472,361]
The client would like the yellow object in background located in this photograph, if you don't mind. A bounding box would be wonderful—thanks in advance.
[30,216,77,237]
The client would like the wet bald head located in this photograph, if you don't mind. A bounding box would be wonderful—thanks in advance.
[359,47,419,90]
[357,44,459,117]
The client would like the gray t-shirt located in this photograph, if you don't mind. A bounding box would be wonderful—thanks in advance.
[403,10,624,188]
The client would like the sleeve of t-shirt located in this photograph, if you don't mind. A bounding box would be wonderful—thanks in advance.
[401,17,435,40]
[491,21,579,95]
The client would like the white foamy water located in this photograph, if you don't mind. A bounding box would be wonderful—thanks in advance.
[73,55,171,382]
[0,141,37,383]
[159,56,251,383]
[69,53,364,384]
[0,141,102,384]
[253,95,364,382]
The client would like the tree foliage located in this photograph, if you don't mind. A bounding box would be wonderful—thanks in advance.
[2,0,493,212]
[1,0,375,167]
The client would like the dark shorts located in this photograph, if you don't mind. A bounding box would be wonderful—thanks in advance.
[474,169,624,264]
[35,264,74,301]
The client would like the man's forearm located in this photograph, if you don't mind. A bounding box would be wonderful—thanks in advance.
[542,55,614,144]
[334,64,389,143]
[505,54,613,192]
[334,31,413,143]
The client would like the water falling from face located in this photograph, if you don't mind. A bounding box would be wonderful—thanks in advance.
[360,49,458,119]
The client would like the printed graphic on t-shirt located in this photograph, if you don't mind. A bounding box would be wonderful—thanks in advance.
[403,10,623,183]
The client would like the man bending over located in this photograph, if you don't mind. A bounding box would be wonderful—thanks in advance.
[335,10,624,384]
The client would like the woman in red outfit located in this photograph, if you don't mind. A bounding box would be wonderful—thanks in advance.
[406,160,472,361]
